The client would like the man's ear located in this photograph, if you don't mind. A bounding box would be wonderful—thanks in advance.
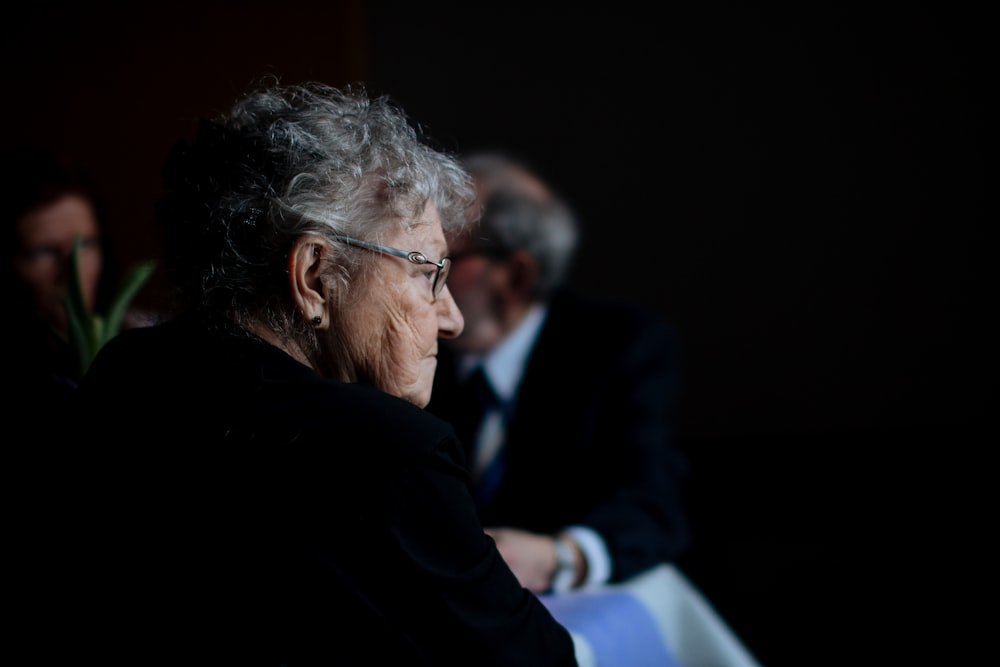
[504,250,539,301]
[288,234,329,329]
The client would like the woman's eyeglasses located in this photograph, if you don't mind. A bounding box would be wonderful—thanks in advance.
[332,235,451,300]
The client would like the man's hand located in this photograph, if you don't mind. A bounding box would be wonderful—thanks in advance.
[485,527,582,593]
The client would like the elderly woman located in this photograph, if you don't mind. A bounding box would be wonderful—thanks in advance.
[72,81,577,666]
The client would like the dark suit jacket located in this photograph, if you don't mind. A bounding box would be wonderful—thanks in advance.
[427,289,691,583]
[39,314,576,666]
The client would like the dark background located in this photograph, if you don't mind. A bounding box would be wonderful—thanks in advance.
[5,1,987,664]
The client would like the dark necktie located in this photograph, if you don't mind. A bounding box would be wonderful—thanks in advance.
[459,367,507,510]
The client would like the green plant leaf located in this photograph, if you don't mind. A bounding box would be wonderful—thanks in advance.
[104,259,158,339]
[65,235,96,378]
[62,234,158,378]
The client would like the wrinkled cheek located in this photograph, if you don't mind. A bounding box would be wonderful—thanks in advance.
[334,296,381,376]
[378,309,424,394]
[339,291,409,396]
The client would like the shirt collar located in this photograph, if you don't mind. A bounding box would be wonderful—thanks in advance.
[457,302,548,405]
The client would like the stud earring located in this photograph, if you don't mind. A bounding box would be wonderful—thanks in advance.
[311,315,322,326]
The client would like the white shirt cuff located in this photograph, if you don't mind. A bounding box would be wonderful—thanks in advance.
[555,525,612,592]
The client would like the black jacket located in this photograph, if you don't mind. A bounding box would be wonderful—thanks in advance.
[40,314,576,666]
[427,289,691,582]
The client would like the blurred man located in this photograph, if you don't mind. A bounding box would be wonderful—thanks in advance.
[428,152,690,593]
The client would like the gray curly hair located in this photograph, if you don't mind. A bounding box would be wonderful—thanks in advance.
[156,78,474,335]
[461,152,580,300]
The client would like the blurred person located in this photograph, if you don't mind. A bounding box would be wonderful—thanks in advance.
[426,151,691,594]
[69,81,578,666]
[2,146,143,659]
[2,147,115,407]
[2,146,160,414]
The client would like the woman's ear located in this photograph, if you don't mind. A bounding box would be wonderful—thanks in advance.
[288,234,329,329]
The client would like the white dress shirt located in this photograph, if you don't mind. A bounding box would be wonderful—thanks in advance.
[456,303,612,592]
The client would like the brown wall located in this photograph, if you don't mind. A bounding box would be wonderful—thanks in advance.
[5,1,986,441]
[5,1,369,311]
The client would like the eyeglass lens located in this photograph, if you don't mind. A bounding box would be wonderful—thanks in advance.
[434,257,452,298]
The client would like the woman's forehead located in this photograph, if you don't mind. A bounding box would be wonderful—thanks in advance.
[388,203,446,248]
